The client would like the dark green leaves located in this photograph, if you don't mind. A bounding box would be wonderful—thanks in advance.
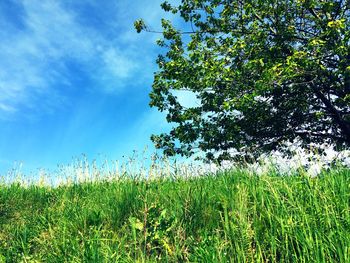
[134,19,146,33]
[136,0,350,161]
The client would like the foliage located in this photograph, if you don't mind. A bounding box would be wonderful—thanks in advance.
[0,168,350,262]
[136,0,350,161]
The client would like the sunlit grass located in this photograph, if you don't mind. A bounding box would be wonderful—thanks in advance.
[0,165,349,262]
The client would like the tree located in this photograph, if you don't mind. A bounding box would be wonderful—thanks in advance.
[135,0,350,162]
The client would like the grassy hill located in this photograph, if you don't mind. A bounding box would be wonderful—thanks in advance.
[0,168,349,262]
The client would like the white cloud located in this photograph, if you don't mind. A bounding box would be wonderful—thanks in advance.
[22,1,93,58]
[0,1,94,117]
[0,0,185,119]
[0,0,171,118]
[0,102,16,113]
[102,47,138,79]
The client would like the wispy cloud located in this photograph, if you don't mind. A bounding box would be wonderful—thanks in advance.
[0,0,93,117]
[0,0,176,118]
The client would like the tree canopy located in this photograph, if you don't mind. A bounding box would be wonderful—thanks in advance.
[135,0,350,162]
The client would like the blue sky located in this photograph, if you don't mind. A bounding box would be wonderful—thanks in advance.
[0,0,185,174]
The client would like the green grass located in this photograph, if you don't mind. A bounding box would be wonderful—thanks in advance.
[0,168,349,262]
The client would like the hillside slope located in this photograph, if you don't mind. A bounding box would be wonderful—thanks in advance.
[0,169,349,262]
